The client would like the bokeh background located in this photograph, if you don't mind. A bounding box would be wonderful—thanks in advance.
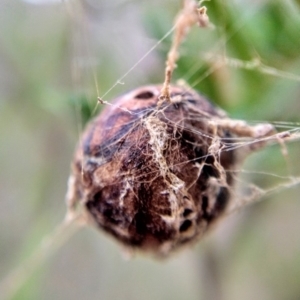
[0,0,300,299]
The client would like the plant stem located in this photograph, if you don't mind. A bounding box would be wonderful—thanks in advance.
[0,212,81,300]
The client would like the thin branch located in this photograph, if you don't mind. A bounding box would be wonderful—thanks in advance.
[159,0,212,105]
[0,212,82,300]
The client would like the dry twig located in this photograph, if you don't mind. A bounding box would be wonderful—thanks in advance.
[159,0,211,105]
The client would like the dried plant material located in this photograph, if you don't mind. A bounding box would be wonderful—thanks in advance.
[67,85,275,256]
[159,0,211,106]
[197,6,210,27]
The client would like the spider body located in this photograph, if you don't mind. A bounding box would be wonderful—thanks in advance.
[67,85,274,256]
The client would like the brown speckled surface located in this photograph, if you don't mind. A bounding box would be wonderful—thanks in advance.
[67,85,242,256]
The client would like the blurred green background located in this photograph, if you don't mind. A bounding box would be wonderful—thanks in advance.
[0,0,300,299]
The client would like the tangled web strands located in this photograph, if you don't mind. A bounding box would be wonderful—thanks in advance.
[1,0,300,299]
[68,84,299,256]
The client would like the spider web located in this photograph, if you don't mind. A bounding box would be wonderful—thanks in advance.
[1,0,300,299]
[68,3,300,298]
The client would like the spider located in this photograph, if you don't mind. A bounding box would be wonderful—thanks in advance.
[67,84,275,256]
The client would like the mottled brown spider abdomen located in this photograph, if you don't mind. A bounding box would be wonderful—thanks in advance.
[67,85,273,256]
